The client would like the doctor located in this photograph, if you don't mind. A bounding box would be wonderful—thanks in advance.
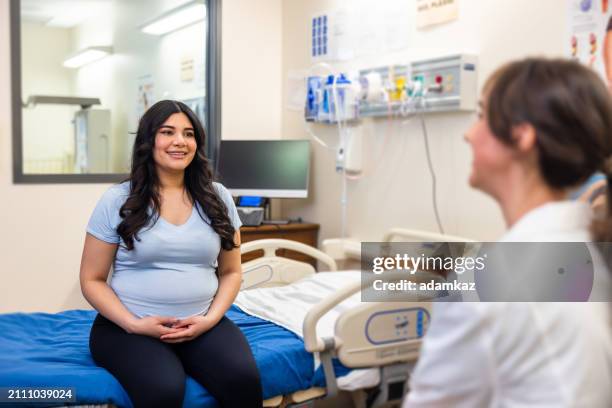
[404,58,612,407]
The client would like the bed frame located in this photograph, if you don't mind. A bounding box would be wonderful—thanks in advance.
[238,231,469,408]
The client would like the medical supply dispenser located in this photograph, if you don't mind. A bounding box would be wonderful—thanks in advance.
[329,73,356,122]
[319,75,333,122]
[358,65,410,117]
[305,76,323,121]
[305,73,359,124]
[305,54,478,123]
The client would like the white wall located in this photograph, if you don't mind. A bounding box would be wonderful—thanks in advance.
[280,0,567,243]
[0,0,283,313]
[221,0,282,140]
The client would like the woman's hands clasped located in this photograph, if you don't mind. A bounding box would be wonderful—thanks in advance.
[127,314,218,343]
[127,315,181,338]
[159,315,217,343]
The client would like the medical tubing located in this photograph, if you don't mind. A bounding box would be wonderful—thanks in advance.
[345,76,403,181]
[341,156,348,238]
[331,73,345,139]
[346,86,395,181]
[304,121,334,151]
[303,65,351,237]
[330,74,350,238]
[418,94,445,234]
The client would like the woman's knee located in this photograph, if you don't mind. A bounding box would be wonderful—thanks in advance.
[215,375,262,407]
[230,362,261,389]
[128,375,185,408]
[224,363,263,405]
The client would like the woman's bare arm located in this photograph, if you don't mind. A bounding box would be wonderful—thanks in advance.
[79,233,139,332]
[206,231,243,323]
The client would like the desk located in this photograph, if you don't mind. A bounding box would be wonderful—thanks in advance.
[240,223,320,267]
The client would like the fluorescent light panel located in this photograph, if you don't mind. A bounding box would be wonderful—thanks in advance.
[141,1,206,36]
[63,46,112,68]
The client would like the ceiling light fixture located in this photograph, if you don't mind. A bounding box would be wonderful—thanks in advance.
[63,46,113,69]
[140,1,206,36]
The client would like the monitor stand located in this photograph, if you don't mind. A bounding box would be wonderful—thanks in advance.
[260,198,291,225]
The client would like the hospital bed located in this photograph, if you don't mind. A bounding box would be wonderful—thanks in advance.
[236,228,476,407]
[0,229,471,408]
[237,238,438,408]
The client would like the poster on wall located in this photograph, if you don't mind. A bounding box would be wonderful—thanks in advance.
[416,0,459,29]
[568,0,612,86]
[128,75,156,162]
[311,0,411,62]
[136,75,155,120]
[180,56,195,82]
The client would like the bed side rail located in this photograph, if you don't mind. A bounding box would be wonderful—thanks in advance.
[382,227,476,243]
[323,228,476,262]
[240,239,338,290]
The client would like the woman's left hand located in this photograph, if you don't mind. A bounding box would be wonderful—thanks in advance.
[159,315,218,343]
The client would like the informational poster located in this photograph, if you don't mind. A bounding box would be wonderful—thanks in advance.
[568,0,612,85]
[416,0,458,29]
[129,75,156,161]
[180,56,195,82]
[136,75,155,120]
[312,0,411,62]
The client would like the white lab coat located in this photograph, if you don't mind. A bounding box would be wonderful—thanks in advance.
[404,201,612,408]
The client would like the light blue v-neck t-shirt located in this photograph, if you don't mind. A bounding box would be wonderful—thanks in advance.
[86,181,242,319]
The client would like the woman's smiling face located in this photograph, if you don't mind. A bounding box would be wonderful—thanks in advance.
[152,112,197,173]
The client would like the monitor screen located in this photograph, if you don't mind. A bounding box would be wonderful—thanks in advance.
[216,140,310,198]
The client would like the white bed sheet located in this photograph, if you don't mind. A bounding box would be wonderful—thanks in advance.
[234,271,380,391]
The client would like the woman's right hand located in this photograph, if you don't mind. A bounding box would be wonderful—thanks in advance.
[127,316,181,338]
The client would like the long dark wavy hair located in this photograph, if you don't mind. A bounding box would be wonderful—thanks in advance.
[117,100,237,250]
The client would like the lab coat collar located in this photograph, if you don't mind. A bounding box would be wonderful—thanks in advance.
[500,201,593,242]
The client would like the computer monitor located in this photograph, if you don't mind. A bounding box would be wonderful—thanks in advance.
[216,140,310,198]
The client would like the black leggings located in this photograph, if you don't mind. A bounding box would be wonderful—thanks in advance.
[89,314,262,408]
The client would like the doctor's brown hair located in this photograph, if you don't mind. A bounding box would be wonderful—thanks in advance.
[484,58,612,241]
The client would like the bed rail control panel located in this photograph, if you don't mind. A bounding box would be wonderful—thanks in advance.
[365,308,430,345]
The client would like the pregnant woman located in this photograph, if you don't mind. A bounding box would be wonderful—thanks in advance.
[80,100,262,407]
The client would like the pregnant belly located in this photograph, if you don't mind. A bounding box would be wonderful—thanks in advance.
[110,268,219,317]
